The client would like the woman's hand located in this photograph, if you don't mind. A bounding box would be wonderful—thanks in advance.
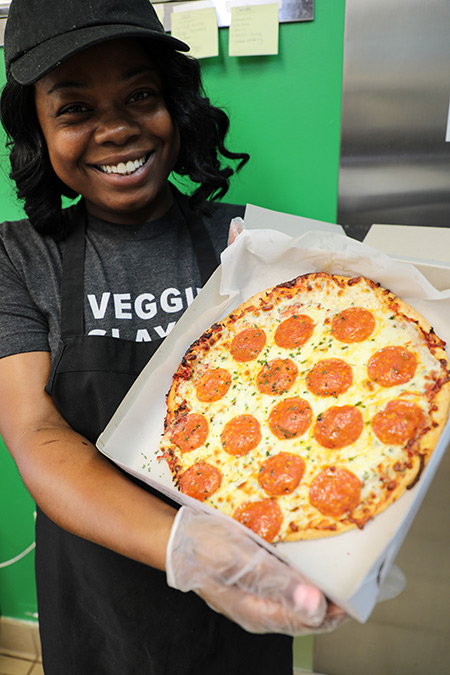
[166,505,346,635]
[228,217,244,245]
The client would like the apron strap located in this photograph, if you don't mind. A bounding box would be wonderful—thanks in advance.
[60,203,87,338]
[60,192,220,338]
[174,190,220,287]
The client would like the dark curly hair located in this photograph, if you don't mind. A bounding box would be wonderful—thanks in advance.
[0,42,249,236]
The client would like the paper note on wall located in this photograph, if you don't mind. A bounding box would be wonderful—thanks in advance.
[171,5,219,59]
[229,3,279,57]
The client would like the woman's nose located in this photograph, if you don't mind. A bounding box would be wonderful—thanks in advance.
[94,109,140,145]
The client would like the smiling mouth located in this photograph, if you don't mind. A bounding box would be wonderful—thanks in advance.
[97,154,149,176]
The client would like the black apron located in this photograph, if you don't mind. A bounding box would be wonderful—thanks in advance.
[38,199,293,674]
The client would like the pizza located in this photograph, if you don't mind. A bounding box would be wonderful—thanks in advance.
[159,272,450,542]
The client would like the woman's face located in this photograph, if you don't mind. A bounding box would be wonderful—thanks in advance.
[34,38,180,224]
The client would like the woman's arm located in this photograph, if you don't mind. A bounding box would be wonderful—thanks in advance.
[0,350,345,634]
[0,350,176,570]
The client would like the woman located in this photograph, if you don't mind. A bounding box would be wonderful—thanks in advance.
[0,0,340,673]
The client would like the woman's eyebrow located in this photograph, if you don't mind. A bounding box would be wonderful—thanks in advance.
[46,80,86,95]
[45,66,158,95]
[121,65,159,81]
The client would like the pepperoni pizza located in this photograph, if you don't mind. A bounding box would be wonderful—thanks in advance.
[160,273,450,542]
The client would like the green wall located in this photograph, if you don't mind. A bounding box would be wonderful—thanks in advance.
[200,0,345,222]
[0,0,345,625]
[0,443,37,620]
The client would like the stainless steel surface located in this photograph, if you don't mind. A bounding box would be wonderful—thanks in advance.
[338,0,450,228]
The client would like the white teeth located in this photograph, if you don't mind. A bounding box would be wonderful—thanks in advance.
[99,156,146,175]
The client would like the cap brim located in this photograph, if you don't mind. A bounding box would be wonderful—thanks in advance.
[10,23,190,85]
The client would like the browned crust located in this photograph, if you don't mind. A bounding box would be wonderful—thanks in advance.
[282,453,426,541]
[162,272,450,542]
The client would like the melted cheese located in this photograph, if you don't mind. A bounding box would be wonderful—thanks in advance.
[160,276,447,540]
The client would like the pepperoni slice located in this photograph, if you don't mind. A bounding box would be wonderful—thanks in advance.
[268,397,313,439]
[220,414,261,456]
[233,499,283,542]
[372,399,426,445]
[331,307,376,343]
[274,314,315,349]
[171,413,209,453]
[178,461,222,501]
[313,405,364,449]
[368,346,417,387]
[230,327,266,362]
[258,452,305,496]
[309,467,361,518]
[196,368,231,402]
[306,358,353,397]
[256,358,298,396]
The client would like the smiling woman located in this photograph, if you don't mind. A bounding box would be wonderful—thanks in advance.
[34,39,181,224]
[0,0,342,673]
[1,18,249,236]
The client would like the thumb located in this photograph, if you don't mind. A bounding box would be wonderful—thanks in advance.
[228,217,244,245]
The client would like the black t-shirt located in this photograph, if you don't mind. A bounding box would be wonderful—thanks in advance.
[0,197,244,359]
[0,195,295,675]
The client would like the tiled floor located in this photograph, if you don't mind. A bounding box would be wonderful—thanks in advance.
[0,655,43,675]
[0,618,42,675]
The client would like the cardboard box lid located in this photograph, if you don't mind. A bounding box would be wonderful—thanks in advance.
[364,224,450,264]
[364,224,450,291]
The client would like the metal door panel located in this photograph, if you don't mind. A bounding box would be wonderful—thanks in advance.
[338,0,450,228]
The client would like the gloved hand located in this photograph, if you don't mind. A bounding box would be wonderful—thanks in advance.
[166,505,346,635]
[377,564,406,603]
[227,217,243,245]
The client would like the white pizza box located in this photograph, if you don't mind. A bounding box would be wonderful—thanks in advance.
[97,208,450,623]
[364,224,450,291]
[364,224,450,267]
[241,203,346,238]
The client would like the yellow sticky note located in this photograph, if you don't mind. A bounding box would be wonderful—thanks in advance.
[171,7,219,59]
[229,3,279,57]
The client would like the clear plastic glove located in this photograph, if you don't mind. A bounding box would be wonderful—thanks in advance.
[377,564,406,603]
[228,217,244,245]
[166,505,346,636]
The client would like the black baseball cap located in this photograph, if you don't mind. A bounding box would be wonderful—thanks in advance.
[4,0,190,85]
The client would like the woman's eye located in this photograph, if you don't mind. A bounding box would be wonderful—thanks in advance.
[58,103,89,115]
[128,90,156,104]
